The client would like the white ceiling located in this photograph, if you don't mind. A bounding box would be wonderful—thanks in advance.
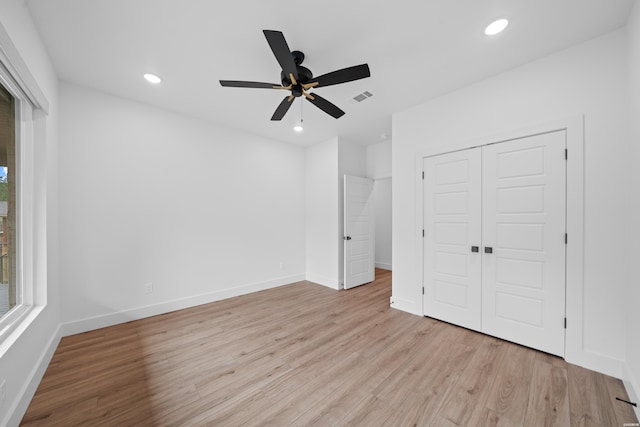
[26,0,634,146]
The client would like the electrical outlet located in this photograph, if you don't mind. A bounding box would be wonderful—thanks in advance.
[1,379,6,409]
[279,262,285,270]
[144,282,153,294]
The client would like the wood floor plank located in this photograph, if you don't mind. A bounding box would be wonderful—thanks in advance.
[435,337,508,425]
[470,343,537,426]
[20,269,638,426]
[524,356,571,427]
[604,373,640,426]
[567,363,605,426]
[340,394,395,427]
[594,371,630,427]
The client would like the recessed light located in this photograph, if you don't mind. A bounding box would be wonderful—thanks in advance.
[484,18,509,36]
[144,73,162,84]
[293,123,304,132]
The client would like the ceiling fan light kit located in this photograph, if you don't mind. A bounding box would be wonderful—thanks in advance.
[220,30,371,123]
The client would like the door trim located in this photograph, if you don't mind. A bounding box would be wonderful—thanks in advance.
[414,116,598,371]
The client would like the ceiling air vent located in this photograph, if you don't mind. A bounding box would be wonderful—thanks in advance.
[352,91,373,103]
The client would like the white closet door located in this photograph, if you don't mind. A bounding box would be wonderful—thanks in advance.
[481,131,566,356]
[423,149,482,331]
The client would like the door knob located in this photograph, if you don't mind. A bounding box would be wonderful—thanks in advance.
[343,236,352,240]
[471,246,479,253]
[484,246,493,254]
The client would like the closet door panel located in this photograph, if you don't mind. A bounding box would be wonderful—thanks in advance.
[423,148,482,331]
[481,131,566,356]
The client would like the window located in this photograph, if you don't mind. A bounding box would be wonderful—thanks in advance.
[0,84,15,318]
[0,25,50,349]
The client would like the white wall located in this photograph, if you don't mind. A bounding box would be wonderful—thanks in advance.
[625,2,640,417]
[0,1,60,425]
[366,140,392,179]
[306,137,339,288]
[59,83,306,332]
[373,178,392,270]
[392,29,630,377]
[367,141,392,270]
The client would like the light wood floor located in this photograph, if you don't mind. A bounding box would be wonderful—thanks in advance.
[22,270,638,426]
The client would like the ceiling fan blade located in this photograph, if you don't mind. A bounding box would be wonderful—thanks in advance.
[263,30,299,81]
[220,80,282,89]
[271,96,294,121]
[305,64,370,88]
[305,93,345,119]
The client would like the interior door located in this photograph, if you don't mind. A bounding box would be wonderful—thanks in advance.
[423,149,482,331]
[344,175,375,289]
[481,131,566,356]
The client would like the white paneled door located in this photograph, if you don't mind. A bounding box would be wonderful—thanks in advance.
[482,131,566,356]
[344,175,375,289]
[423,149,482,331]
[423,130,567,356]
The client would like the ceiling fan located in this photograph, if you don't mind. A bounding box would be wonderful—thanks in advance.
[220,30,371,121]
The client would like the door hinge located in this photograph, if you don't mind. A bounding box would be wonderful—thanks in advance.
[422,287,425,295]
[422,171,424,180]
[564,318,567,329]
[565,149,568,160]
[422,229,425,237]
[565,233,568,244]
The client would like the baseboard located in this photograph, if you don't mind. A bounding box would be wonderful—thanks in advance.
[564,347,627,380]
[61,274,306,336]
[375,262,392,271]
[305,273,340,290]
[390,295,422,316]
[6,324,62,427]
[622,362,640,421]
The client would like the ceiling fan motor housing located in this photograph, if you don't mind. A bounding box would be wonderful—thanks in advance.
[291,50,305,65]
[280,50,313,89]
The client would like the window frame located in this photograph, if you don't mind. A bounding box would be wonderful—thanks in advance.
[0,63,32,344]
[0,22,49,353]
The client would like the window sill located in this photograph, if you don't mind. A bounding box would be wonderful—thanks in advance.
[0,304,44,358]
